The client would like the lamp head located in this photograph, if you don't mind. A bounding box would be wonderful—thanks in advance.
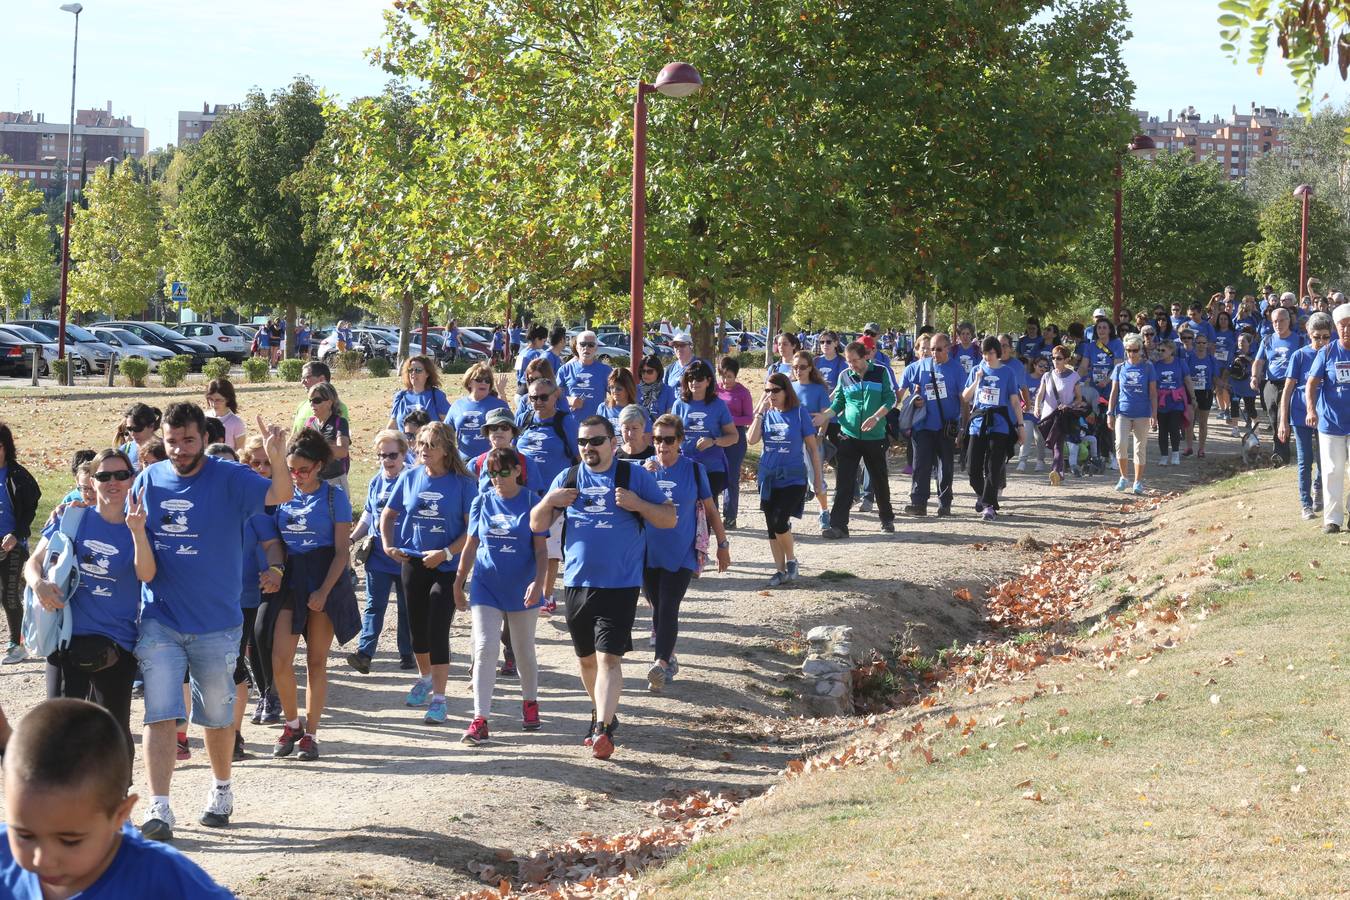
[1293,184,1313,197]
[653,62,703,99]
[1128,134,1155,152]
[60,3,83,13]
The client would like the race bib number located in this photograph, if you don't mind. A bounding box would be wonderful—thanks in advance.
[1335,362,1350,385]
[976,385,1001,407]
[1215,349,1229,362]
[1092,365,1109,383]
[923,380,948,401]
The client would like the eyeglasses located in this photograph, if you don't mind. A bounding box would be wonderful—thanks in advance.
[407,367,425,375]
[486,423,513,433]
[578,342,596,348]
[486,468,517,479]
[652,434,679,445]
[576,435,609,447]
[93,470,133,483]
[528,394,551,404]
[792,364,811,371]
[471,377,490,385]
[819,339,835,345]
[309,397,326,405]
[765,386,784,394]
[288,466,317,476]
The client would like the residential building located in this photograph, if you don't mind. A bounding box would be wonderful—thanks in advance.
[1133,103,1295,179]
[0,102,148,189]
[177,103,238,147]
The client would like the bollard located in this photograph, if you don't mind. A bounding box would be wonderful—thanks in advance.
[29,346,39,388]
[106,356,116,387]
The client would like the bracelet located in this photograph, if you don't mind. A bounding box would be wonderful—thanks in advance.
[268,565,284,576]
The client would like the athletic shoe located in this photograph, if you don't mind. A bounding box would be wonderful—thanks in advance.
[786,560,800,581]
[1302,506,1316,520]
[498,657,517,678]
[1324,523,1342,534]
[1157,456,1169,467]
[424,697,448,725]
[176,734,190,761]
[399,654,417,670]
[1133,482,1146,495]
[1170,451,1181,466]
[936,506,952,517]
[591,723,615,760]
[200,784,233,828]
[859,497,874,513]
[821,526,847,540]
[1071,466,1083,477]
[346,652,371,675]
[724,516,737,530]
[273,721,305,758]
[522,700,541,731]
[981,507,996,521]
[541,595,557,615]
[261,693,283,725]
[767,571,788,587]
[462,716,490,745]
[2,644,26,665]
[1231,426,1241,438]
[817,510,830,529]
[667,655,680,680]
[1034,460,1044,472]
[974,500,985,513]
[405,677,432,707]
[1015,459,1027,473]
[880,521,895,533]
[647,662,667,693]
[140,800,175,842]
[232,732,250,762]
[251,697,266,726]
[1182,448,1193,457]
[1114,477,1129,492]
[582,712,619,747]
[902,504,927,517]
[296,735,320,761]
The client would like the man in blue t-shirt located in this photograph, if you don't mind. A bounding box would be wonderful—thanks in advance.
[1253,307,1306,464]
[900,333,966,516]
[558,331,614,421]
[530,416,674,761]
[131,403,291,842]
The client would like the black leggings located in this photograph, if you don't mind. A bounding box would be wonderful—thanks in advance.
[1157,410,1184,455]
[0,548,28,646]
[968,432,1013,510]
[47,645,138,763]
[252,591,282,696]
[763,484,807,536]
[1230,395,1257,426]
[705,470,728,511]
[402,561,456,666]
[643,566,693,663]
[233,606,262,687]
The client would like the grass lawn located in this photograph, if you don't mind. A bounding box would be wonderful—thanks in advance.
[641,469,1349,896]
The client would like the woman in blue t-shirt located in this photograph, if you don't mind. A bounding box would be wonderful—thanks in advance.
[23,448,154,755]
[1303,303,1350,532]
[1107,334,1158,495]
[453,447,548,745]
[791,351,833,527]
[1278,314,1332,519]
[386,354,451,431]
[446,362,510,462]
[380,422,476,725]
[599,367,640,435]
[671,361,739,507]
[347,429,415,675]
[269,428,355,762]
[749,373,821,585]
[768,332,801,378]
[1152,339,1194,467]
[963,336,1026,519]
[641,414,731,690]
[1212,310,1238,421]
[1186,334,1222,458]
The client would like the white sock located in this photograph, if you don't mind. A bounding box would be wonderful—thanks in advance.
[287,718,301,729]
[214,778,231,790]
[151,794,171,809]
[432,693,445,703]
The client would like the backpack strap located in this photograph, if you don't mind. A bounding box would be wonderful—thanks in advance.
[58,503,87,541]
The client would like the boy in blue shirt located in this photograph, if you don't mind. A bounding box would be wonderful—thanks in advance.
[1,699,233,898]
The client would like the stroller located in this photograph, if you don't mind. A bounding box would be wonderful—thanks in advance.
[1076,382,1109,475]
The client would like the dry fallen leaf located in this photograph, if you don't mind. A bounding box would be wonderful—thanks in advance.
[953,587,974,602]
[1014,778,1033,788]
[1022,790,1043,801]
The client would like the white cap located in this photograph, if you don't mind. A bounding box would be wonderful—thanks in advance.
[863,322,881,334]
[1092,307,1110,320]
[1281,291,1297,302]
[1333,303,1350,323]
[671,331,692,344]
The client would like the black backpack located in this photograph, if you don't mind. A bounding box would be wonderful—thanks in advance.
[559,460,643,546]
[523,411,577,463]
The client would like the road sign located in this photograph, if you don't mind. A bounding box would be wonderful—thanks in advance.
[21,290,31,308]
[171,281,188,304]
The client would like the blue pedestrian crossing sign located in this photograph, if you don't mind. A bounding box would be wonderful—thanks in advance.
[21,290,31,308]
[171,282,188,304]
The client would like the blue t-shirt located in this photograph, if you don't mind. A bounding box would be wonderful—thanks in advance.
[952,343,981,377]
[1256,332,1306,382]
[758,406,816,483]
[0,466,13,539]
[1154,357,1190,412]
[1285,344,1320,428]
[516,345,548,383]
[49,508,142,651]
[767,361,794,378]
[133,457,269,635]
[0,823,233,899]
[385,465,475,572]
[646,456,711,573]
[390,387,451,428]
[468,488,540,611]
[598,403,631,436]
[558,359,614,421]
[1111,360,1158,419]
[1213,330,1237,365]
[551,459,668,589]
[1187,353,1220,393]
[363,470,404,575]
[903,358,964,431]
[792,382,830,416]
[447,395,510,461]
[672,396,734,473]
[515,409,579,489]
[1016,335,1043,361]
[241,511,279,610]
[1183,318,1216,344]
[1078,338,1125,387]
[275,483,352,554]
[815,354,848,390]
[119,440,142,472]
[1311,340,1350,436]
[636,381,676,423]
[965,363,1020,435]
[664,356,709,389]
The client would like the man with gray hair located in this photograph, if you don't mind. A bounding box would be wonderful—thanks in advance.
[1303,302,1350,532]
[558,331,613,421]
[1253,306,1306,464]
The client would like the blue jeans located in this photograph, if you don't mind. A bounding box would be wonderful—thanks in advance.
[1294,425,1323,508]
[723,426,748,520]
[358,567,412,659]
[136,619,241,728]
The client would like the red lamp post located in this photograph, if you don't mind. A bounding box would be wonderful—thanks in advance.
[1293,184,1312,299]
[630,62,702,364]
[1113,134,1155,325]
[57,2,83,385]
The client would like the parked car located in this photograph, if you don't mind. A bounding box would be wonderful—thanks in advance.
[13,320,117,375]
[317,327,396,364]
[102,320,215,370]
[0,330,38,378]
[91,327,177,372]
[0,324,59,377]
[173,322,250,363]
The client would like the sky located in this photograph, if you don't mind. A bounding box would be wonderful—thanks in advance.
[4,0,1350,150]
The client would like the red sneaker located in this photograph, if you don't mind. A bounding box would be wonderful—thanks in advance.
[176,733,190,761]
[591,724,614,760]
[522,700,541,731]
[273,721,305,758]
[462,716,490,746]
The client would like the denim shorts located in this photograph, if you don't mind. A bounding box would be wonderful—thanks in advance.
[135,618,242,728]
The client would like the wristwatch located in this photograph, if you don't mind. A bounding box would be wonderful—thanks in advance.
[717,539,730,549]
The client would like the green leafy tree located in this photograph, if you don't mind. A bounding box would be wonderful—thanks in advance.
[790,278,914,333]
[68,165,164,317]
[0,171,56,315]
[170,78,330,347]
[372,0,1135,356]
[1221,1,1350,115]
[1062,151,1259,311]
[1243,191,1350,289]
[1247,101,1350,221]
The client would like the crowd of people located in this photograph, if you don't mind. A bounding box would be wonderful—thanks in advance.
[0,287,1346,882]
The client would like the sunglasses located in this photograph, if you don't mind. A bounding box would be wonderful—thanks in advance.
[765,386,784,394]
[309,397,327,405]
[528,395,551,404]
[486,468,517,478]
[576,435,609,447]
[93,469,133,483]
[408,367,425,375]
[793,364,811,371]
[578,342,596,348]
[486,423,513,433]
[641,368,658,374]
[652,434,679,445]
[378,451,402,460]
[472,377,490,385]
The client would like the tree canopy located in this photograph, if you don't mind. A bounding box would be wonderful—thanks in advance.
[1243,191,1350,290]
[1222,1,1350,116]
[0,172,56,316]
[68,165,164,318]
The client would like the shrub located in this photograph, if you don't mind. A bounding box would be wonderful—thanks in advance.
[119,356,150,387]
[241,357,270,384]
[159,357,190,388]
[173,354,196,371]
[335,351,365,377]
[51,359,71,383]
[202,357,231,381]
[278,358,304,382]
[366,357,392,378]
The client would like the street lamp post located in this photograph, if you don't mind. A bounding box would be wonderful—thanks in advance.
[1293,184,1312,299]
[57,2,83,386]
[1112,134,1155,325]
[629,62,702,364]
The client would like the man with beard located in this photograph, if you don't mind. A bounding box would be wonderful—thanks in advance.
[530,416,674,760]
[132,403,291,841]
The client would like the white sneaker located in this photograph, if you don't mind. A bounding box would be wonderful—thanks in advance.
[140,799,176,842]
[1231,426,1241,438]
[2,644,27,665]
[1157,456,1169,467]
[1034,460,1044,472]
[1170,451,1181,465]
[1016,459,1027,472]
[200,783,233,828]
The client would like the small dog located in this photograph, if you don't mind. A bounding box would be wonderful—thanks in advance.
[1239,423,1261,465]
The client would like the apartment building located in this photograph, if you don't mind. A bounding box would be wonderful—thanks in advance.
[1133,103,1294,179]
[0,103,148,189]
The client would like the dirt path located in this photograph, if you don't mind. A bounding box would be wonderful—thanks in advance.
[0,410,1244,897]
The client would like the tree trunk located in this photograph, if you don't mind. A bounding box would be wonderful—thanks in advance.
[688,278,715,363]
[285,303,296,359]
[397,291,414,365]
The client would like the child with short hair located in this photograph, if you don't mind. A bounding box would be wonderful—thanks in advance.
[0,699,234,898]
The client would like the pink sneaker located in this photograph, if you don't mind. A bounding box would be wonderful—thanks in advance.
[540,596,557,616]
[461,716,489,746]
[522,700,541,731]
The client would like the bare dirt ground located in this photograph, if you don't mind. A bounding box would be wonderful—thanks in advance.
[0,375,1245,897]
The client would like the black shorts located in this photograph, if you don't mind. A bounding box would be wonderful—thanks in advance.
[1194,389,1214,411]
[563,586,639,657]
